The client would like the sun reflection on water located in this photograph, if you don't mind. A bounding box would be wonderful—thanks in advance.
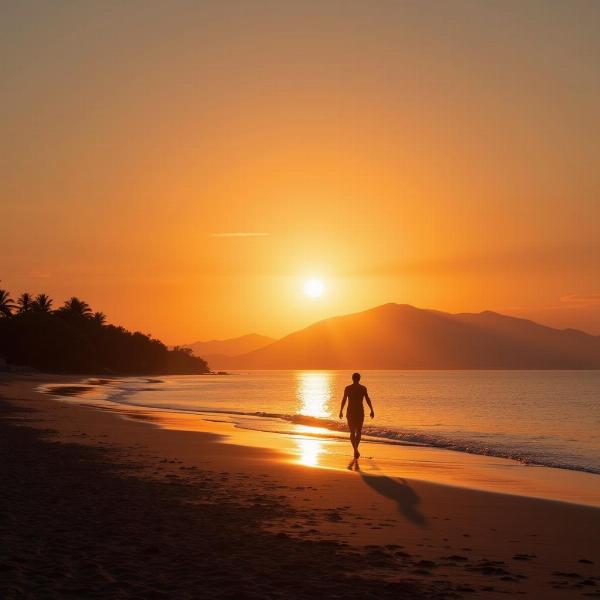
[293,373,334,467]
[296,372,332,418]
[296,437,323,467]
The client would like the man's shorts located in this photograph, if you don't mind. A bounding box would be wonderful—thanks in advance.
[346,409,365,430]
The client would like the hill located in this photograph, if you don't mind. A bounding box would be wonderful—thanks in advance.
[227,304,600,369]
[184,334,275,369]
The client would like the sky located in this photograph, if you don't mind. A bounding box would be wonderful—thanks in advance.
[2,0,599,343]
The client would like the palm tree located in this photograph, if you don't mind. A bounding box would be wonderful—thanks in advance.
[61,296,92,318]
[17,292,33,313]
[0,289,15,317]
[92,311,106,325]
[32,293,53,313]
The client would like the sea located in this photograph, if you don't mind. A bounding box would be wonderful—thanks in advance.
[51,370,600,477]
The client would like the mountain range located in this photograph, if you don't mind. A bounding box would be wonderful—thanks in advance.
[183,333,275,369]
[189,304,600,370]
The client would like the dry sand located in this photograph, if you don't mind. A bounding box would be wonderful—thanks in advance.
[1,374,599,599]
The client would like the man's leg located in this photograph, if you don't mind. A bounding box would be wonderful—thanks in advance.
[355,425,362,449]
[353,425,362,458]
[349,425,357,451]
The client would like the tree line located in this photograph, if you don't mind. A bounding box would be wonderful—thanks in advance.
[0,289,209,375]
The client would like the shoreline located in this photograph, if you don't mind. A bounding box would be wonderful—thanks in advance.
[39,376,600,508]
[1,373,600,598]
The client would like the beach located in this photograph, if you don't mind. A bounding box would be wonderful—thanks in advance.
[1,374,599,599]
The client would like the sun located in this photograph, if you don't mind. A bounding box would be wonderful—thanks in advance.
[303,278,325,299]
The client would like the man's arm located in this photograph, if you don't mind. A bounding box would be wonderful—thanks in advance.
[339,388,348,419]
[365,387,374,419]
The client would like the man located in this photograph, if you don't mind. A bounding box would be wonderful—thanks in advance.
[339,372,374,459]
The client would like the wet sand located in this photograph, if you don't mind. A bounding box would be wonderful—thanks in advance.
[1,374,599,599]
[38,378,600,508]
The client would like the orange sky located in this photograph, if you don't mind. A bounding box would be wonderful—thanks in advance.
[2,1,599,343]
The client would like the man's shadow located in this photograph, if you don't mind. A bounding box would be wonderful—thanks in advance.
[348,459,428,527]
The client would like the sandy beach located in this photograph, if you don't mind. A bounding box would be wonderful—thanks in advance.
[1,374,599,599]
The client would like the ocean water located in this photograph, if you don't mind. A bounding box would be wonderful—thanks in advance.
[63,370,600,476]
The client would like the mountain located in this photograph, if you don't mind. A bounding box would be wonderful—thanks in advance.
[184,334,275,368]
[227,304,600,369]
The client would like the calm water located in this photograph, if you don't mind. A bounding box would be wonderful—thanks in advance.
[71,370,600,475]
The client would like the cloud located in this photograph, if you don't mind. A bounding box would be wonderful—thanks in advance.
[560,293,600,307]
[343,241,600,279]
[210,232,269,238]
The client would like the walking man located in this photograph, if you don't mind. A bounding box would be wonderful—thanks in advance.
[339,373,374,459]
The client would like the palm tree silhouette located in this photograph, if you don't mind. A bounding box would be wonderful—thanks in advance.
[0,289,15,317]
[92,311,107,325]
[61,297,92,318]
[0,288,209,374]
[17,292,33,313]
[32,293,53,313]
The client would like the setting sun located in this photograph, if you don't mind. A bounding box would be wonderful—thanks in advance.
[303,278,325,299]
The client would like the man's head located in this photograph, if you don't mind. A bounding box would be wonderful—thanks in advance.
[352,372,361,383]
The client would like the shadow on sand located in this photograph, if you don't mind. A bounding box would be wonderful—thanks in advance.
[348,459,428,527]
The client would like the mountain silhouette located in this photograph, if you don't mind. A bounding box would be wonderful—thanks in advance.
[184,334,275,368]
[225,304,600,369]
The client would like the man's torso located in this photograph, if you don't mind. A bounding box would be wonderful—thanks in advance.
[346,384,366,414]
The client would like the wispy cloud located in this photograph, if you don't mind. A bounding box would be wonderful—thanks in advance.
[560,293,600,307]
[210,232,269,238]
[345,242,600,278]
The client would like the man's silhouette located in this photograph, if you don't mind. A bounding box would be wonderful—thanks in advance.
[339,372,374,459]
